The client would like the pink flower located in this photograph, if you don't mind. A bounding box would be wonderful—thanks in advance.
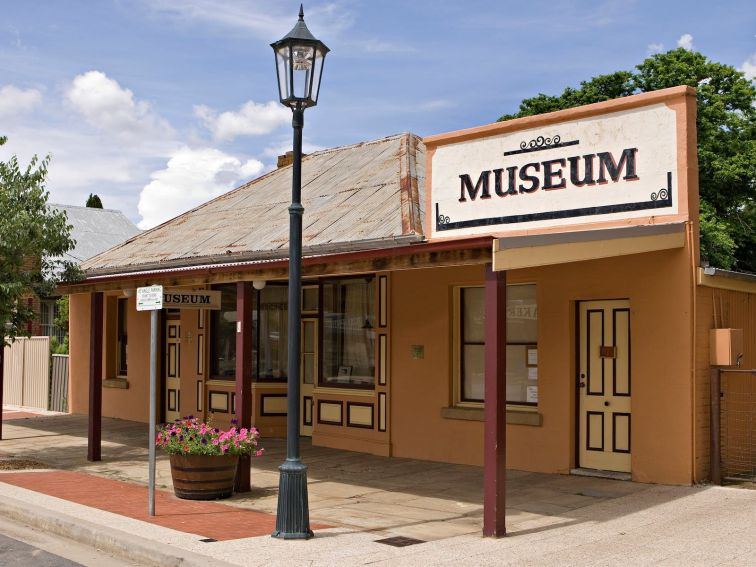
[212,438,220,446]
[255,449,264,457]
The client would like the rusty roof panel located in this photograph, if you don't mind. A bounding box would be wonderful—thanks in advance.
[83,133,426,275]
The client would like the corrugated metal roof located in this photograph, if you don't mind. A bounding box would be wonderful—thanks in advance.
[82,133,426,276]
[51,204,141,263]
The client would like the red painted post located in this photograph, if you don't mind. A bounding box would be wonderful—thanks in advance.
[483,264,506,537]
[235,281,253,492]
[88,292,103,462]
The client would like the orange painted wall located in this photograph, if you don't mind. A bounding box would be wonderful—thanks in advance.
[391,245,695,484]
[69,293,91,415]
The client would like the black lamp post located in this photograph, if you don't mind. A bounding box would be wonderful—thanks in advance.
[270,4,328,540]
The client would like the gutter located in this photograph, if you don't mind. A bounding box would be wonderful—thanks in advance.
[68,235,493,288]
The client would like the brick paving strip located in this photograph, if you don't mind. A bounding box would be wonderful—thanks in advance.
[2,411,43,420]
[0,470,329,541]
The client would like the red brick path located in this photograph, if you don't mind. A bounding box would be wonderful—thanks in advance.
[2,411,43,420]
[0,470,327,541]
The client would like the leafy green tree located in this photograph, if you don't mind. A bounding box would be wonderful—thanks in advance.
[86,193,103,208]
[0,136,79,349]
[499,49,756,272]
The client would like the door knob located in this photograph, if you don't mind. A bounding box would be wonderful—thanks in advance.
[604,401,610,407]
[579,382,586,388]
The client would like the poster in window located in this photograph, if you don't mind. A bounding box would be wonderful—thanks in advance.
[526,386,538,403]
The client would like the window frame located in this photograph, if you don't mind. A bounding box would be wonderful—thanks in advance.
[318,274,377,390]
[116,297,128,376]
[453,283,538,408]
[209,283,238,381]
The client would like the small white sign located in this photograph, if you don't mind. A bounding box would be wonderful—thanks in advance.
[527,347,538,366]
[528,367,538,380]
[137,285,164,311]
[526,385,539,403]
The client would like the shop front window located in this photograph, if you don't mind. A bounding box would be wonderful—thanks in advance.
[255,285,288,381]
[321,276,375,388]
[210,284,237,379]
[117,297,128,375]
[458,284,538,406]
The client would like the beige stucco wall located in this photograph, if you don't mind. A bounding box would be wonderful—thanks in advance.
[391,245,695,484]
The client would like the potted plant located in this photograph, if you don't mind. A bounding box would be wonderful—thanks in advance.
[156,417,264,500]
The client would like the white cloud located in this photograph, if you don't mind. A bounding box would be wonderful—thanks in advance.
[261,140,327,159]
[647,43,664,56]
[0,85,42,117]
[141,0,354,38]
[137,146,264,229]
[65,71,173,139]
[677,33,694,51]
[740,53,756,80]
[194,100,289,142]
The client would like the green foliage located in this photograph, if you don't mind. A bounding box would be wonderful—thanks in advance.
[0,136,81,348]
[54,296,69,333]
[498,48,756,272]
[50,335,69,355]
[85,193,103,208]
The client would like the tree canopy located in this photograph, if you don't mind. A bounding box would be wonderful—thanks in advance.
[0,136,79,347]
[499,48,756,272]
[86,193,103,208]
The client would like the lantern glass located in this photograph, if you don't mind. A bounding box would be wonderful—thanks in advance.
[271,7,328,109]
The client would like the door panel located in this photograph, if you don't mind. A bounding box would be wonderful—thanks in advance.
[300,318,317,436]
[165,320,181,422]
[579,300,631,472]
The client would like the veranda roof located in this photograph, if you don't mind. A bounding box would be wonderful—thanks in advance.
[81,133,425,276]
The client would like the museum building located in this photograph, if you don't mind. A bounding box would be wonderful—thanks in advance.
[63,86,755,498]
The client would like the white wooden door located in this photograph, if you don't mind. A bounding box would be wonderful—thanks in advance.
[165,320,181,422]
[578,300,631,473]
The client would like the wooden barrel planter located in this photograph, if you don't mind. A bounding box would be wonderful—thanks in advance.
[169,454,238,500]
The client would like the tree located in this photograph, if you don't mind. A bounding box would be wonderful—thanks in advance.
[86,193,103,208]
[499,49,756,272]
[0,136,79,348]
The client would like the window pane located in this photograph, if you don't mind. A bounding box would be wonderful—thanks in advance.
[322,277,375,387]
[211,285,236,379]
[302,286,318,312]
[462,287,485,343]
[117,298,128,375]
[257,286,288,380]
[462,344,485,401]
[507,285,537,343]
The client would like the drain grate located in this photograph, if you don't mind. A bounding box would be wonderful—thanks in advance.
[375,536,425,547]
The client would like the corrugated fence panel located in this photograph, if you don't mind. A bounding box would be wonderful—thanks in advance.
[21,337,50,410]
[3,340,25,406]
[50,355,69,412]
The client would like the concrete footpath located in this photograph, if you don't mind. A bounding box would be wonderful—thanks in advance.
[1,474,755,566]
[0,412,755,565]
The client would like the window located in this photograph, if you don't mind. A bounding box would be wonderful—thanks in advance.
[457,284,538,406]
[210,284,236,379]
[255,285,288,381]
[321,277,375,388]
[40,299,66,343]
[117,297,128,375]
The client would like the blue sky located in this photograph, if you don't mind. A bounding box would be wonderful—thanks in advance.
[0,0,753,228]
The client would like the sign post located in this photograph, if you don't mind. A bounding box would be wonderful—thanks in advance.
[137,285,163,517]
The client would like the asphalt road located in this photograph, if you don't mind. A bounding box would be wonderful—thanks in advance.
[0,515,141,567]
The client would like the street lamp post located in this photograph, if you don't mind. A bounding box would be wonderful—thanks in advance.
[270,4,329,540]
